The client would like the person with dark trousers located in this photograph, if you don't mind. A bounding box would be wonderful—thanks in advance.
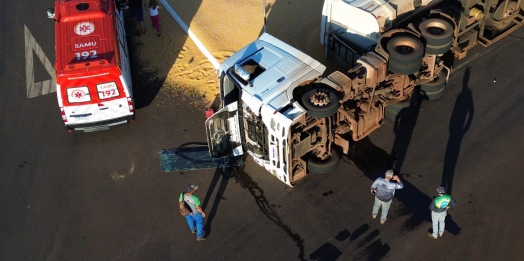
[428,186,457,239]
[127,0,147,34]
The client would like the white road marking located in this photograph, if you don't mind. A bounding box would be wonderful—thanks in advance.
[25,25,56,98]
[159,0,220,71]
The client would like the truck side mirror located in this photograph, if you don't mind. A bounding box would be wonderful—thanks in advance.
[47,8,54,19]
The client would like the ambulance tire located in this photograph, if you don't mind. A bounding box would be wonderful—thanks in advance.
[301,87,340,118]
[419,18,454,46]
[387,36,424,65]
[308,149,340,174]
[384,92,419,121]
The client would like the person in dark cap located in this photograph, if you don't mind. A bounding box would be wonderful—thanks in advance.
[371,169,404,224]
[179,184,207,241]
[428,186,457,239]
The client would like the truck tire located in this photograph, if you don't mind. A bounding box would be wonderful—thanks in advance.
[419,18,454,46]
[387,59,422,75]
[221,166,237,178]
[420,87,445,101]
[420,70,447,92]
[301,87,340,118]
[307,149,340,174]
[425,40,452,55]
[384,92,419,121]
[387,36,424,64]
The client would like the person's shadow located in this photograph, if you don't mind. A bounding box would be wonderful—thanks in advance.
[202,167,231,236]
[385,92,436,231]
[441,67,474,196]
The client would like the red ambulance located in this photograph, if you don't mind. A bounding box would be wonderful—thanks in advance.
[53,0,134,132]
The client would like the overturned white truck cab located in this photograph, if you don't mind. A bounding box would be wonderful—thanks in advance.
[206,34,330,186]
[206,32,419,186]
[207,0,524,186]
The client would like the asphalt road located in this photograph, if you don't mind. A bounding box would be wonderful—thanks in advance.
[2,1,524,261]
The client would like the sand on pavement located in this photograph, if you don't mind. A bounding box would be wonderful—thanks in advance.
[130,0,342,106]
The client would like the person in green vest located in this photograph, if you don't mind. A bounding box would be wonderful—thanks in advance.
[428,186,456,239]
[179,184,207,241]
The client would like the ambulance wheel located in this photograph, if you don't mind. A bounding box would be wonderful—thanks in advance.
[301,87,340,118]
[385,92,419,121]
[419,18,454,46]
[308,149,340,174]
[387,36,424,64]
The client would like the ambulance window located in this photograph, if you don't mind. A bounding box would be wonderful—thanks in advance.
[67,87,91,103]
[97,82,120,99]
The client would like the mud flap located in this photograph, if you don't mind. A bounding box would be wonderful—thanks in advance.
[160,145,244,172]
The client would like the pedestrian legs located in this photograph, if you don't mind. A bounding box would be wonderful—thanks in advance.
[372,196,382,218]
[150,15,160,34]
[193,212,205,239]
[431,211,447,238]
[372,197,392,222]
[380,199,392,222]
[185,214,196,233]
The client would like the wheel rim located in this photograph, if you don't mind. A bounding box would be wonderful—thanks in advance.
[308,89,332,107]
[425,22,447,36]
[395,44,415,54]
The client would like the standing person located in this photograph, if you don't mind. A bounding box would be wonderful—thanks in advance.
[179,184,207,241]
[428,186,457,239]
[371,169,404,224]
[127,0,147,34]
[148,0,162,36]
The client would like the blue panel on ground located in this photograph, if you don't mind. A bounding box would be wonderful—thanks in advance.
[160,146,244,172]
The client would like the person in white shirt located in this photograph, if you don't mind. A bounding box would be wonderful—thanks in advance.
[148,0,162,36]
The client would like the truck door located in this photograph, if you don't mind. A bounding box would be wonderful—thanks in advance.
[205,102,244,158]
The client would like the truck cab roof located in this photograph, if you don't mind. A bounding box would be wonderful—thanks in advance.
[220,33,326,112]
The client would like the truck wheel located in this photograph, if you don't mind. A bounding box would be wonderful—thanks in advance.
[307,149,340,174]
[301,87,340,118]
[387,59,422,75]
[419,18,454,46]
[221,166,237,178]
[387,36,424,64]
[385,92,419,121]
[425,40,452,55]
[420,87,445,101]
[420,70,447,92]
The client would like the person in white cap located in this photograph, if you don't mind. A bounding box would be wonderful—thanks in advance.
[371,169,404,224]
[428,186,456,239]
[179,184,207,241]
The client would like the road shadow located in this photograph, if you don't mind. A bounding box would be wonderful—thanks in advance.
[441,68,474,195]
[385,93,434,231]
[202,167,230,236]
[234,167,307,261]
